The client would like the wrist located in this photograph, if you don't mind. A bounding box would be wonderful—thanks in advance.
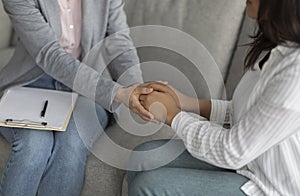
[199,99,211,119]
[115,87,126,104]
[166,107,181,126]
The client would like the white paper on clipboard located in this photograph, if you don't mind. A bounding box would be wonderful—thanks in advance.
[0,87,78,131]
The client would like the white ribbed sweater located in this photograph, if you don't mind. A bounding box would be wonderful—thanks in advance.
[171,43,300,196]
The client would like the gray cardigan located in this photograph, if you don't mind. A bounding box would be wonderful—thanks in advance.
[0,0,143,112]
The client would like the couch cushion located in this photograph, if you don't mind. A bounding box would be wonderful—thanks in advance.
[0,1,12,49]
[125,0,245,99]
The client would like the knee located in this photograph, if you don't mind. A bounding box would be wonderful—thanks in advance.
[128,140,171,172]
[128,170,162,196]
[55,130,90,165]
[11,131,53,168]
[128,172,151,196]
[61,133,89,155]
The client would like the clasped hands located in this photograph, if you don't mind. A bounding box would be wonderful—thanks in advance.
[116,81,184,126]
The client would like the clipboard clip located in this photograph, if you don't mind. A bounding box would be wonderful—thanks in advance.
[5,119,48,127]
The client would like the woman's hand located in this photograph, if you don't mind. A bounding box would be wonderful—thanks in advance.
[146,83,182,107]
[145,83,198,112]
[115,82,169,121]
[140,91,181,126]
[145,82,211,119]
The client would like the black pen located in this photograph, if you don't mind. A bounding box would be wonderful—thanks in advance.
[40,100,48,118]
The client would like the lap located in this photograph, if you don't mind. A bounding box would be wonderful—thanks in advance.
[129,167,248,196]
[128,139,225,183]
[128,140,248,196]
[0,96,108,152]
[0,126,53,146]
[131,139,226,170]
[0,74,109,150]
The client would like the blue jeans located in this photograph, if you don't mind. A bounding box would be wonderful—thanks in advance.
[128,140,248,196]
[0,74,109,196]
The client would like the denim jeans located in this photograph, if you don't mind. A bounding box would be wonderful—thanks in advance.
[128,140,248,196]
[0,74,109,196]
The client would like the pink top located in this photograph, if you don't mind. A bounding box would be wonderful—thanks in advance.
[57,0,82,59]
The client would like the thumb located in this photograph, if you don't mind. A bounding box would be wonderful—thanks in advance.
[137,87,153,95]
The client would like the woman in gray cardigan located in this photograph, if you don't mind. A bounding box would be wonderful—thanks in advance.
[0,0,154,195]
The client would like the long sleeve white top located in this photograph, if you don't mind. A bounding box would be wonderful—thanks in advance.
[171,43,300,196]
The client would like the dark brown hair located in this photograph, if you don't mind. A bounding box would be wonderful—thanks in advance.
[245,0,300,69]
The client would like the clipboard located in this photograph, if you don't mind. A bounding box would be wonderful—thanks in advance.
[0,87,78,131]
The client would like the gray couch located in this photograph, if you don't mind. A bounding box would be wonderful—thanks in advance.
[0,0,255,195]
